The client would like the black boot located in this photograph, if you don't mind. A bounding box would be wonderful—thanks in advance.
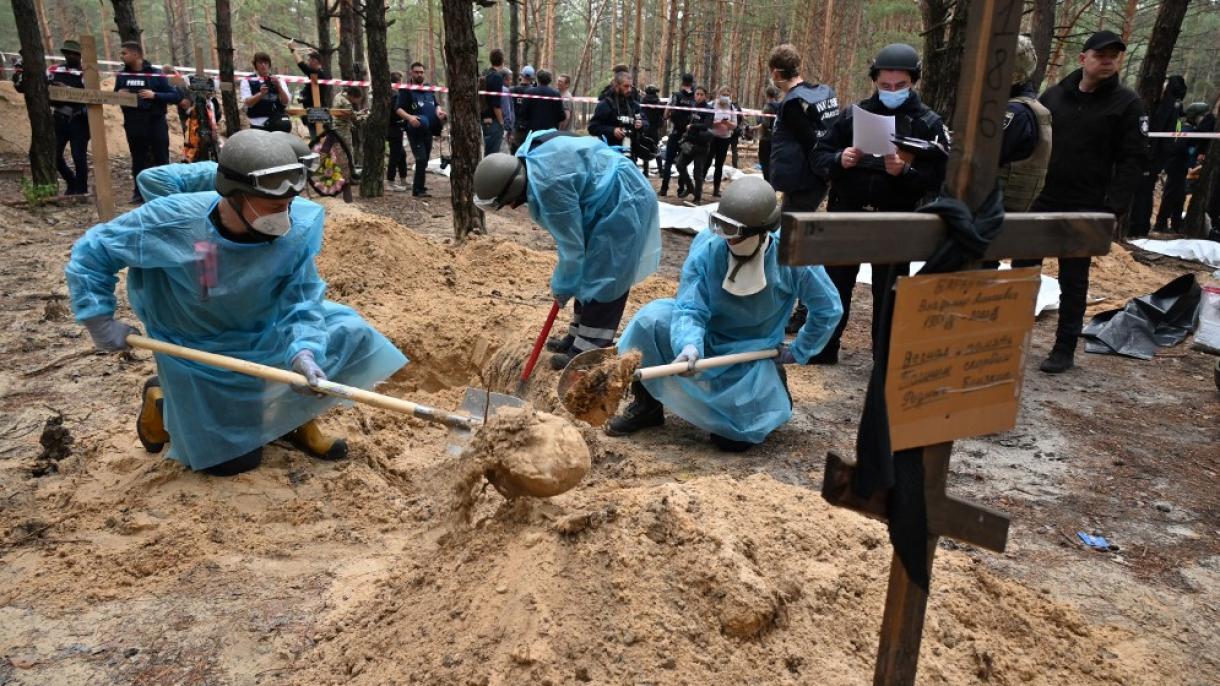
[605,380,664,436]
[659,179,669,196]
[1039,348,1075,374]
[202,447,263,476]
[546,335,575,354]
[785,302,807,334]
[709,433,756,452]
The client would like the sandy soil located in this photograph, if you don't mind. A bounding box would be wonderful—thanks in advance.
[0,147,1217,686]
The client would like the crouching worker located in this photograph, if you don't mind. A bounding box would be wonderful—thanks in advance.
[608,176,842,452]
[473,130,662,370]
[65,129,407,476]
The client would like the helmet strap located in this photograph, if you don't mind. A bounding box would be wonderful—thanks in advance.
[726,234,765,283]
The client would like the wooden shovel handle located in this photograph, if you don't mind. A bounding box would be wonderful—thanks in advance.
[126,334,478,430]
[634,349,779,381]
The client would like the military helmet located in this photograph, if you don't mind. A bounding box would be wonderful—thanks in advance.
[1012,35,1038,85]
[473,153,527,210]
[869,43,921,83]
[1184,101,1210,124]
[215,129,307,199]
[270,131,320,172]
[61,40,82,55]
[708,176,780,239]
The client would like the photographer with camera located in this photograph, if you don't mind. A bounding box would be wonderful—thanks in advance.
[589,71,643,151]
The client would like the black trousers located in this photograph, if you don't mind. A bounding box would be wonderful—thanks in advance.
[1128,165,1163,237]
[386,128,408,181]
[675,145,709,201]
[1156,164,1189,230]
[55,113,90,194]
[730,135,740,169]
[567,291,631,353]
[407,132,432,193]
[659,130,683,182]
[710,137,731,194]
[824,263,910,359]
[1025,197,1092,355]
[759,139,772,182]
[125,117,170,198]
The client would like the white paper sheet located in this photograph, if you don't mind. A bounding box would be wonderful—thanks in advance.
[851,105,896,156]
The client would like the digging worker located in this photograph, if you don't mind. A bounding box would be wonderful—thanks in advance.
[808,43,949,365]
[65,130,407,477]
[607,176,842,452]
[1020,30,1149,374]
[472,131,662,371]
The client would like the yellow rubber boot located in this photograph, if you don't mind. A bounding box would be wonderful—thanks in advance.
[286,420,348,461]
[137,376,170,453]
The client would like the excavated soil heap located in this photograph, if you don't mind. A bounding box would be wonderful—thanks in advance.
[562,350,642,426]
[455,406,590,513]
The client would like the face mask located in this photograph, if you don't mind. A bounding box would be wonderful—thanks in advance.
[723,234,768,297]
[718,96,731,107]
[878,88,910,109]
[727,234,762,257]
[250,207,292,237]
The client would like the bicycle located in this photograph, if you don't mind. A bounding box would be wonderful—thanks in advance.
[296,107,357,202]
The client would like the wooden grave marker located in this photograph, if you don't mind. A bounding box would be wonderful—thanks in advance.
[78,35,120,221]
[777,0,1114,683]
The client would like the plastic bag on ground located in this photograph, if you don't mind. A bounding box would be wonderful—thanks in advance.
[1082,273,1202,360]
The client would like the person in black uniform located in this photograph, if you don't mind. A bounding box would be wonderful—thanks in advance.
[1024,30,1150,374]
[589,71,643,148]
[522,68,566,134]
[658,73,696,196]
[1129,75,1187,237]
[292,44,332,108]
[809,43,948,364]
[508,65,535,153]
[114,42,179,204]
[240,52,291,133]
[1154,94,1194,232]
[638,84,665,177]
[674,86,714,203]
[756,86,780,181]
[49,40,91,195]
[386,72,409,190]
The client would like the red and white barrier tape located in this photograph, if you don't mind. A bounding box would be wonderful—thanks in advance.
[1146,132,1220,139]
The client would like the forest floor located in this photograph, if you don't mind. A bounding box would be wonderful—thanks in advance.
[0,144,1217,686]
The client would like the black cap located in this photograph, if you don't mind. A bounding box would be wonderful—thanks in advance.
[1082,30,1126,53]
[681,72,694,85]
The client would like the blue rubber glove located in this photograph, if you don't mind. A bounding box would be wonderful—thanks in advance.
[291,349,327,397]
[776,343,797,365]
[82,316,139,352]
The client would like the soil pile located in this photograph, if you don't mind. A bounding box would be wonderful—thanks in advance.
[561,349,643,426]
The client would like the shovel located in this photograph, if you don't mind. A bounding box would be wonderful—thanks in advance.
[126,334,523,450]
[517,299,562,390]
[556,347,779,426]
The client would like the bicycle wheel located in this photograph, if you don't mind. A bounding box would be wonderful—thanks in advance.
[308,130,355,198]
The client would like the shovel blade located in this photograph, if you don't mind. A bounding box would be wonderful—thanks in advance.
[447,387,527,456]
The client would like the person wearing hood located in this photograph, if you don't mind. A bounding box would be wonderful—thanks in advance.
[1019,30,1149,374]
[65,130,407,476]
[114,41,180,204]
[1130,74,1187,236]
[606,176,841,452]
[472,131,661,370]
[48,40,91,195]
[809,43,949,364]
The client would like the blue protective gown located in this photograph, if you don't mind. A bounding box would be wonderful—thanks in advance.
[137,161,218,200]
[66,189,407,471]
[516,130,662,303]
[618,230,842,444]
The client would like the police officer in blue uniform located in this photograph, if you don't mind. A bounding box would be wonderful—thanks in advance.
[658,73,697,197]
[114,41,179,204]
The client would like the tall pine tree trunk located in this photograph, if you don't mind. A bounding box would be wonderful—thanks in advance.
[99,0,114,59]
[659,0,676,93]
[12,0,57,186]
[338,0,357,79]
[919,0,968,121]
[110,0,142,44]
[215,0,242,136]
[1028,0,1055,90]
[315,0,335,76]
[631,0,642,82]
[508,0,520,76]
[1135,0,1190,115]
[675,0,688,79]
[359,0,389,198]
[440,0,483,238]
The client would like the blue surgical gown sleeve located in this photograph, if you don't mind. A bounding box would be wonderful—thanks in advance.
[789,265,843,364]
[66,210,186,322]
[668,234,715,358]
[137,161,218,200]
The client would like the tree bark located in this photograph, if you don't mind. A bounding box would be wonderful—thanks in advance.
[819,0,836,87]
[1184,138,1218,237]
[1135,0,1190,116]
[163,0,181,66]
[426,0,437,80]
[110,0,142,44]
[315,0,336,76]
[1028,0,1055,90]
[508,0,520,76]
[215,0,242,136]
[631,0,643,83]
[33,0,53,53]
[359,0,389,198]
[352,0,365,72]
[338,0,357,80]
[440,0,483,239]
[11,0,57,186]
[658,0,676,93]
[675,0,688,79]
[98,0,114,60]
[919,0,968,121]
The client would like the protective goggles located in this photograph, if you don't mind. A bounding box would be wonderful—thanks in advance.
[708,211,776,239]
[219,163,308,197]
[298,152,321,172]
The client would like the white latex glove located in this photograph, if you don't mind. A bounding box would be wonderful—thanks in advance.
[673,344,700,375]
[291,349,327,397]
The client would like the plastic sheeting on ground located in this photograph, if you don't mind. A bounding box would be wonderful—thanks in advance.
[1082,273,1202,360]
[658,201,719,234]
[1130,239,1220,269]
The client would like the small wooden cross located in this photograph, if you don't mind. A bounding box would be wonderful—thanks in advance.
[778,0,1114,684]
[48,35,132,221]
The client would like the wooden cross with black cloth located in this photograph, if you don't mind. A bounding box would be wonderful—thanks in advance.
[778,0,1113,684]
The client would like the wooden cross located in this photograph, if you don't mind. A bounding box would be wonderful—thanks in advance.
[778,1,1114,684]
[47,35,133,222]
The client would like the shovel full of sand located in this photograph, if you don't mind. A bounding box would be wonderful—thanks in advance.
[557,347,780,426]
[126,335,590,499]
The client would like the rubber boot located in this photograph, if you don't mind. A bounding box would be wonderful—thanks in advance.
[137,376,169,454]
[546,335,575,354]
[605,380,664,436]
[202,447,263,476]
[285,420,348,461]
[549,351,574,371]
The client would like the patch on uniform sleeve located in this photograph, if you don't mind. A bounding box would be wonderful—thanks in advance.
[1139,115,1149,136]
[1003,110,1015,130]
[942,123,952,145]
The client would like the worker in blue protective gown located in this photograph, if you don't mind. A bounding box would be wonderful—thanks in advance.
[66,129,407,476]
[472,130,662,370]
[607,176,842,452]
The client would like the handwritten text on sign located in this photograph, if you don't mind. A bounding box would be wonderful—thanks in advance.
[885,267,1040,450]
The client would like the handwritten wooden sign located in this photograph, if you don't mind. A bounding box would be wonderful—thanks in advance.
[885,267,1041,450]
[48,85,137,107]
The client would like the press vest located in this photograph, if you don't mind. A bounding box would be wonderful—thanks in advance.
[770,82,839,194]
[245,76,284,119]
[998,95,1052,212]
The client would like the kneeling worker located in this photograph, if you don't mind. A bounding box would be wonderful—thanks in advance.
[608,176,842,451]
[473,131,662,370]
[66,130,407,476]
